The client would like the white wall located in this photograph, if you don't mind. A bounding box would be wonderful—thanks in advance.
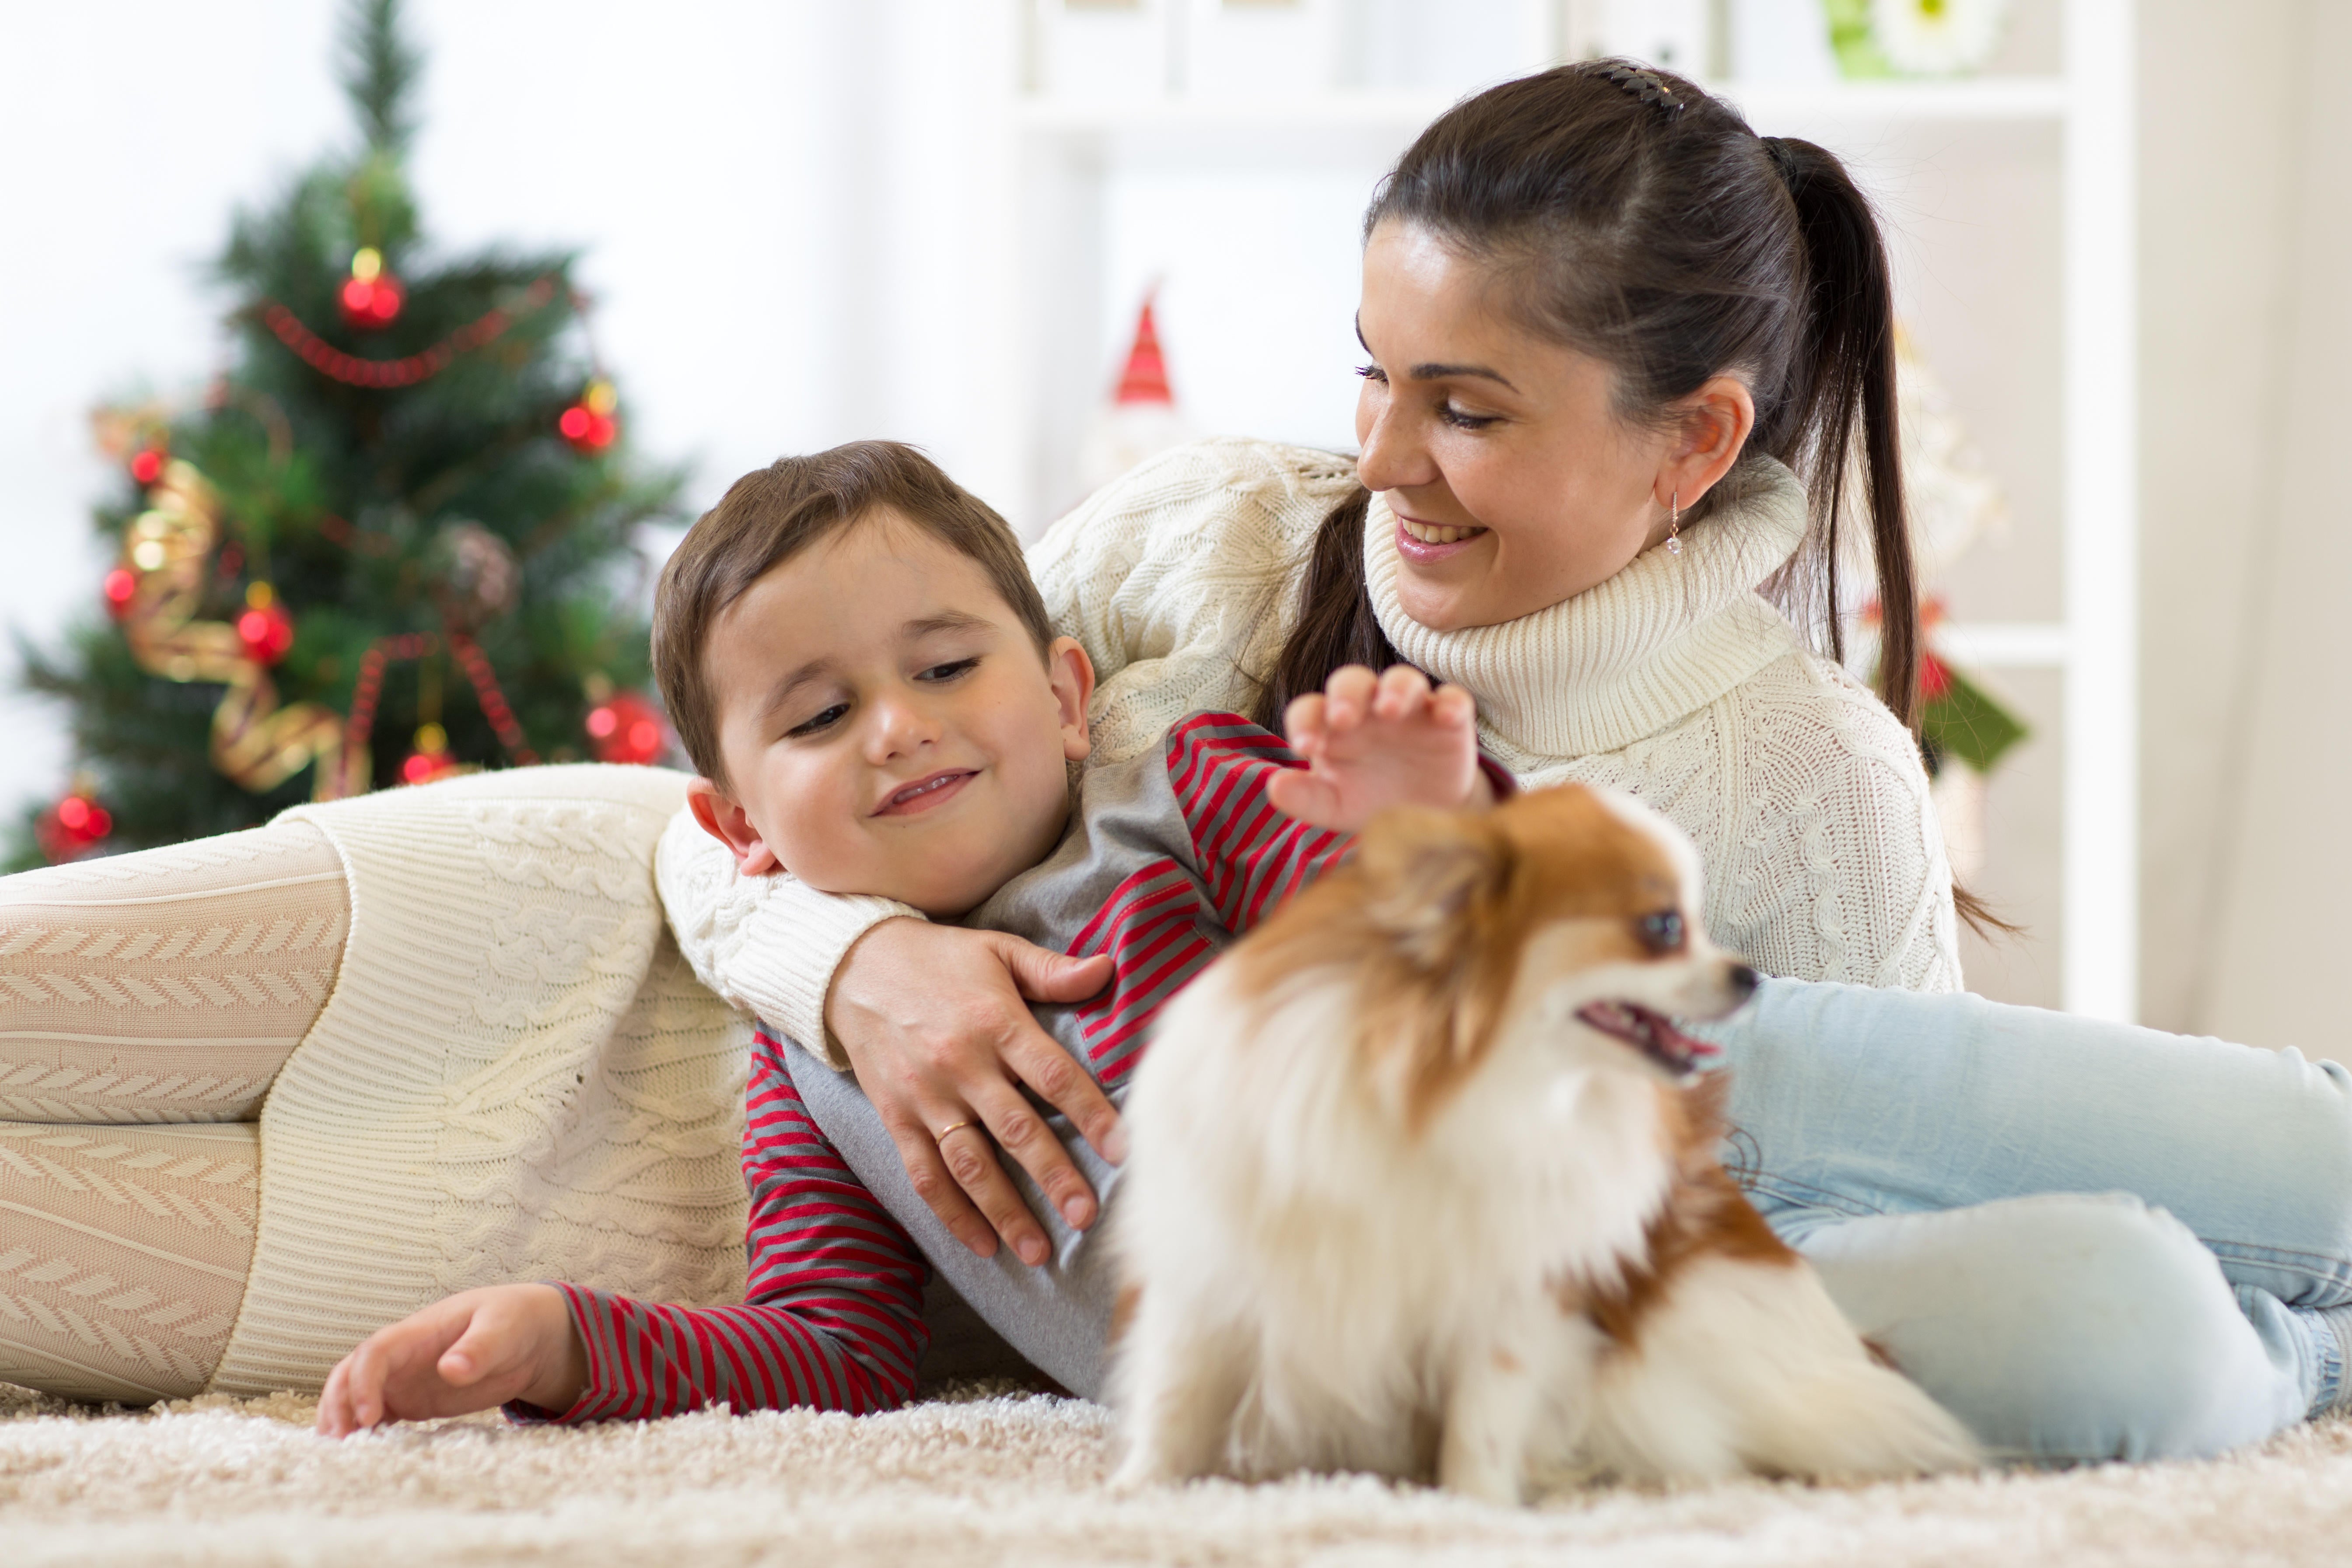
[2183,0,2352,1050]
[2134,0,2304,1035]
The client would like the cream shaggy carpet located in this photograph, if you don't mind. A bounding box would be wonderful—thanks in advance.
[4,1380,2349,1567]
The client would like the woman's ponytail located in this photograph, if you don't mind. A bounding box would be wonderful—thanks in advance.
[1253,487,1398,731]
[1769,138,2010,934]
[1762,135,1919,728]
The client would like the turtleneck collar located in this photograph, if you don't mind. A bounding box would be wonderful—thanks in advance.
[1365,460,1812,761]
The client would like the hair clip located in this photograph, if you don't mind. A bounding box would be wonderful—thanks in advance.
[1600,62,1688,119]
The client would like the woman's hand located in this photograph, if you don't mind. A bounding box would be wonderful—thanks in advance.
[1267,664,1492,832]
[315,1284,586,1436]
[826,918,1121,1266]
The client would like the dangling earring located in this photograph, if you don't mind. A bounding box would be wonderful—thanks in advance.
[1665,490,1683,556]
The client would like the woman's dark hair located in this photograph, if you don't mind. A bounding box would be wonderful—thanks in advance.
[1259,60,1918,730]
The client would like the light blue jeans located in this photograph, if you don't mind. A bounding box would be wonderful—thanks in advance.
[802,977,2352,1465]
[1706,978,2352,1463]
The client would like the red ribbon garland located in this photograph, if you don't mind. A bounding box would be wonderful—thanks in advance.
[345,634,436,754]
[448,632,539,764]
[257,277,557,389]
[345,631,539,768]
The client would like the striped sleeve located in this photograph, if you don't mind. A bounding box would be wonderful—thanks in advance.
[1166,714,1355,935]
[523,1027,930,1421]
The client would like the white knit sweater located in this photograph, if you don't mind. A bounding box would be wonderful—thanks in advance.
[658,439,1960,1073]
[211,765,752,1396]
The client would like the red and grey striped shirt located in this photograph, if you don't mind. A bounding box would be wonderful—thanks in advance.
[534,714,1500,1420]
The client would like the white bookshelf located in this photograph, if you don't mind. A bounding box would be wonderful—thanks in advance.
[1004,0,2138,1020]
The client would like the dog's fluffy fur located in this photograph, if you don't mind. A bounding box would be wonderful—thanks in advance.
[1109,784,1978,1502]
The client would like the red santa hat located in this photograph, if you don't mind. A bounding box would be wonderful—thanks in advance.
[1078,288,1192,502]
[1115,295,1174,406]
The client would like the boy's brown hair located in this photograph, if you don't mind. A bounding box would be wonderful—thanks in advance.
[653,440,1053,789]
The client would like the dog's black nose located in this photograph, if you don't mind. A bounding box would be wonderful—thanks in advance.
[1727,963,1760,998]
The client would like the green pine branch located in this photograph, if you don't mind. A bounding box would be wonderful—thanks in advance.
[339,0,420,158]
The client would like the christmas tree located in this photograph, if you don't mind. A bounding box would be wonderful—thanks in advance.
[12,0,682,868]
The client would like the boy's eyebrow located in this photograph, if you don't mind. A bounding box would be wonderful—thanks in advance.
[902,610,997,639]
[1353,312,1518,391]
[761,658,836,718]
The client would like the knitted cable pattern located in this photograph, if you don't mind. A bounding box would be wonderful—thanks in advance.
[209,765,752,1397]
[0,1119,256,1402]
[0,822,346,1123]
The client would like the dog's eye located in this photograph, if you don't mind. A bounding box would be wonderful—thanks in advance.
[1637,911,1684,953]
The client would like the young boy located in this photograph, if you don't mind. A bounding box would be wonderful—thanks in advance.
[316,441,1497,1434]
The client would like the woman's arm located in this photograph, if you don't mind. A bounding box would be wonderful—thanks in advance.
[1704,658,1963,993]
[1027,440,1359,761]
[656,807,918,1068]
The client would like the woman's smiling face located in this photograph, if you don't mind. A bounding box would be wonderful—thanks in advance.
[1353,219,1751,632]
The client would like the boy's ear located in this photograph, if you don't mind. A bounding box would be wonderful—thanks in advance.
[685,777,781,876]
[1047,636,1096,763]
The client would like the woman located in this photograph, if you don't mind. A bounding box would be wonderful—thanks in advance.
[1,63,2345,1463]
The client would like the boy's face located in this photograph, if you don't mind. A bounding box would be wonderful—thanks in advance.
[686,509,1093,918]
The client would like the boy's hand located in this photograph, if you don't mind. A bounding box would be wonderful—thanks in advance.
[1266,664,1492,833]
[315,1284,587,1437]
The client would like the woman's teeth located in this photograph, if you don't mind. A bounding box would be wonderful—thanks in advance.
[1402,519,1485,546]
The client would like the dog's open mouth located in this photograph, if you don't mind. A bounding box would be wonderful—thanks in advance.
[1575,1002,1723,1076]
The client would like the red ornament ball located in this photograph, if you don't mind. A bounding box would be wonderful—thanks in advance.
[586,691,667,765]
[235,593,295,665]
[559,379,620,453]
[102,568,137,618]
[36,792,113,863]
[400,748,454,785]
[55,795,108,840]
[339,247,405,331]
[339,274,405,330]
[129,447,166,485]
[399,723,459,786]
[559,405,618,453]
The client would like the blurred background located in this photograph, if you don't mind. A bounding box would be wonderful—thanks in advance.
[0,0,2342,1051]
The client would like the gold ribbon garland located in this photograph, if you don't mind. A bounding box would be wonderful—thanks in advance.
[118,461,367,800]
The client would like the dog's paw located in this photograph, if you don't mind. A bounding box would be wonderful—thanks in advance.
[1107,1453,1181,1495]
[1435,1456,1526,1508]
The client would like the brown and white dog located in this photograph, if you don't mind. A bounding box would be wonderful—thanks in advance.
[1108,783,1978,1501]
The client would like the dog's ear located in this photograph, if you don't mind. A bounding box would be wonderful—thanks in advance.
[1356,807,1513,966]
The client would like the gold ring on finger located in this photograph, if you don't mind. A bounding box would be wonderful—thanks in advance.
[934,1119,975,1142]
